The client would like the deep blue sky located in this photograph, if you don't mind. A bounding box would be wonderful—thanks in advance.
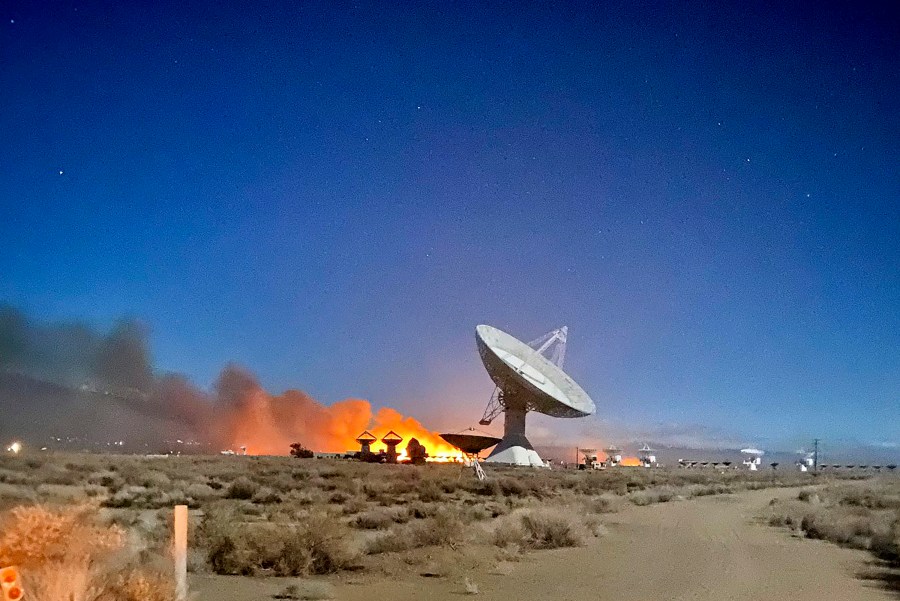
[2,1,898,452]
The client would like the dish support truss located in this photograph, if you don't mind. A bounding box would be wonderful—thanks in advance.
[479,326,568,426]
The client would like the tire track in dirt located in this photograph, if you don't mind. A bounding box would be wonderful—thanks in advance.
[192,487,892,601]
[333,487,892,601]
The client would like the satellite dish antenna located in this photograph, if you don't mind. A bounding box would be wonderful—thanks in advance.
[796,449,815,472]
[475,325,595,467]
[440,428,502,481]
[355,430,377,454]
[380,431,403,463]
[603,444,623,467]
[578,448,599,469]
[638,443,657,467]
[440,429,501,456]
[741,447,764,470]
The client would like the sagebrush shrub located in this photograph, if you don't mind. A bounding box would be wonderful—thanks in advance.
[201,511,357,576]
[0,504,175,601]
[226,476,257,500]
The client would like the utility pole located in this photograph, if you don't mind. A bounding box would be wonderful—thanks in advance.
[813,438,819,472]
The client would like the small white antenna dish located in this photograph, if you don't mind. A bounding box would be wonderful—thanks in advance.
[638,443,657,467]
[741,447,764,470]
[579,448,599,469]
[796,449,815,472]
[603,444,623,467]
[475,325,595,467]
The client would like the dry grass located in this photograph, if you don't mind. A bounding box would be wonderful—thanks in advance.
[354,507,408,529]
[584,492,623,514]
[491,507,591,550]
[0,503,175,601]
[366,510,466,554]
[766,477,900,564]
[0,451,866,580]
[200,508,358,575]
[225,476,257,500]
[103,570,178,601]
[0,504,124,566]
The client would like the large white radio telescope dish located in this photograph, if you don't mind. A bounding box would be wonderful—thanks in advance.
[475,324,596,466]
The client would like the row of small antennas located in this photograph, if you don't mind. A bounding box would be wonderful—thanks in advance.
[577,445,657,470]
[677,460,897,470]
[806,464,897,470]
[579,444,656,456]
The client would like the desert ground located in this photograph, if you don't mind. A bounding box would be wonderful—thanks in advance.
[192,486,899,601]
[0,453,897,600]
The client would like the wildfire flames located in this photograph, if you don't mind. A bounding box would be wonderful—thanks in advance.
[0,308,465,459]
[220,372,464,460]
[589,450,643,467]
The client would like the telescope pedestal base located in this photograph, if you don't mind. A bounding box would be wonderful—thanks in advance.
[484,403,546,467]
[484,445,544,467]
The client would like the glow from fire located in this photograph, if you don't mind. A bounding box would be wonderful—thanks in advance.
[583,448,644,467]
[369,408,465,461]
[6,441,22,454]
[395,447,464,463]
[220,379,464,460]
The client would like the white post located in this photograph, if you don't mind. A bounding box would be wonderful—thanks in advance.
[174,504,188,601]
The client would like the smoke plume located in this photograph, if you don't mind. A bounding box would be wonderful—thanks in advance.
[0,306,462,457]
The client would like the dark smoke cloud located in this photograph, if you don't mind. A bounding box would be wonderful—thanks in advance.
[0,306,151,392]
[0,306,473,457]
[0,305,218,450]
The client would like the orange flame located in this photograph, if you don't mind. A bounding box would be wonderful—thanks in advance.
[220,380,463,460]
[370,408,464,461]
[620,456,642,467]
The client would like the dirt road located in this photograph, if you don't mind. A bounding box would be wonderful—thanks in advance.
[192,487,893,601]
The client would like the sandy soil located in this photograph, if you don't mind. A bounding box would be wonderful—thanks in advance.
[191,486,894,601]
